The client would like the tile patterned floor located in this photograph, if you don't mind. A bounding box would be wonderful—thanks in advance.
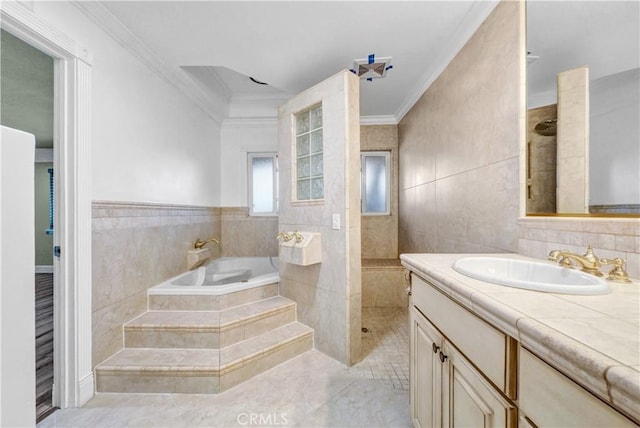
[38,307,410,428]
[356,307,409,391]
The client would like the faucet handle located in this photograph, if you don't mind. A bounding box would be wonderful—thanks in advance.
[600,258,632,284]
[277,232,292,242]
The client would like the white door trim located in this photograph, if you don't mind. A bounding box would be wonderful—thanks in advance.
[0,0,93,407]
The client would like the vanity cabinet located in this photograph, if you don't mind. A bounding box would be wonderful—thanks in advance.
[410,274,517,428]
[407,268,639,428]
[519,348,636,427]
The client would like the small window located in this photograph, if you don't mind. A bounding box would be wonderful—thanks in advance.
[361,151,391,215]
[295,103,323,201]
[248,153,278,216]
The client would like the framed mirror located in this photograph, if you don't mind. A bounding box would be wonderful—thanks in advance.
[526,1,639,216]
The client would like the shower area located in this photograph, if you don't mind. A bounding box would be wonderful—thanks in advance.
[527,104,557,213]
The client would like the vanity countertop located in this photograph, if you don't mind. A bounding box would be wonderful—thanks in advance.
[400,253,640,423]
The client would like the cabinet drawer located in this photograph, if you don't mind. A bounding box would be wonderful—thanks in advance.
[411,274,513,396]
[520,348,636,427]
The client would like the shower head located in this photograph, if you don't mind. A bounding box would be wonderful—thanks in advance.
[534,119,557,136]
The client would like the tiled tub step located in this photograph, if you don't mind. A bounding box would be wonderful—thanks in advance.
[124,296,296,349]
[95,322,313,393]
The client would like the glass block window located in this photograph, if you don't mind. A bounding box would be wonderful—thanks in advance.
[248,153,278,216]
[361,151,391,215]
[295,104,323,201]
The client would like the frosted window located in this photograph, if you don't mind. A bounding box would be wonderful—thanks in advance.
[361,152,390,215]
[295,104,323,201]
[248,154,278,216]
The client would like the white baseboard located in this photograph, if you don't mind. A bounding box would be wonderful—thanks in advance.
[35,265,53,274]
[78,373,95,407]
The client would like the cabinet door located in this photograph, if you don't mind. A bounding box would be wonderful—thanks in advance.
[442,342,516,428]
[410,307,444,428]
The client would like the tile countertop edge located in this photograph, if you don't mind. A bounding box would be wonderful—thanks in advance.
[400,253,640,424]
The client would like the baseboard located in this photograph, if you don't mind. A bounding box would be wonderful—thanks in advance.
[36,265,53,274]
[78,372,95,407]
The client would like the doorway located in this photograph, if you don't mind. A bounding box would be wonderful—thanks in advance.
[0,28,57,422]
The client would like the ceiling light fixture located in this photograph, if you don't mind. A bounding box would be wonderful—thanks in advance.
[350,53,393,81]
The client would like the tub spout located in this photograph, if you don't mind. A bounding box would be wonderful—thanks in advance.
[194,237,219,249]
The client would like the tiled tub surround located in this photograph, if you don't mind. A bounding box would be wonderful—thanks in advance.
[92,203,280,368]
[398,0,521,255]
[401,253,640,423]
[92,202,221,367]
[519,217,640,280]
[362,259,407,308]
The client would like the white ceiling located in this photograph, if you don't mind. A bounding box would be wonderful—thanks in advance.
[95,1,499,120]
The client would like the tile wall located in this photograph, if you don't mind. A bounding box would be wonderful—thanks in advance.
[519,217,640,279]
[220,207,278,257]
[398,0,522,255]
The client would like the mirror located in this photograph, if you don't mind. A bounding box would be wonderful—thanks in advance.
[526,1,640,215]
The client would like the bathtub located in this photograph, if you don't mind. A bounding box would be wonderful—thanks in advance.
[149,257,279,296]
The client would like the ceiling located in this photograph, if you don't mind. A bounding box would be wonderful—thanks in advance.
[95,1,499,120]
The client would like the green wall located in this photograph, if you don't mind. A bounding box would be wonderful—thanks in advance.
[1,29,55,266]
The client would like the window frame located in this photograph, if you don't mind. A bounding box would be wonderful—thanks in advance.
[361,150,391,216]
[248,152,279,217]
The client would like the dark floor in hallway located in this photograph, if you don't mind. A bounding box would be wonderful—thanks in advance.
[36,273,55,422]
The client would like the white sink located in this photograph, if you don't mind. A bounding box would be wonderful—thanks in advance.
[452,257,610,295]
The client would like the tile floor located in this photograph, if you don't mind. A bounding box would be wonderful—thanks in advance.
[38,307,410,428]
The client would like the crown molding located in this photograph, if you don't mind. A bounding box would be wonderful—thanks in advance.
[360,115,398,125]
[71,1,226,124]
[394,0,500,122]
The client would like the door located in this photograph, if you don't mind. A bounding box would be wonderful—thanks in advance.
[410,307,444,428]
[442,342,516,428]
[276,70,361,365]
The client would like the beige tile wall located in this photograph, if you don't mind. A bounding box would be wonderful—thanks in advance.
[361,125,399,259]
[220,207,278,257]
[519,217,640,279]
[398,0,522,255]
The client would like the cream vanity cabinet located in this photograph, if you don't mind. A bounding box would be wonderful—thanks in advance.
[408,271,639,428]
[519,348,637,427]
[410,273,517,428]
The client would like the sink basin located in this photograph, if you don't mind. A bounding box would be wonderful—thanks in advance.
[452,257,610,295]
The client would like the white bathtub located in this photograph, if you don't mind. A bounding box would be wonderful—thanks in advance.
[149,257,279,296]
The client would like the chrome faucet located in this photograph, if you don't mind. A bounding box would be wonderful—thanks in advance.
[194,237,219,249]
[548,245,603,277]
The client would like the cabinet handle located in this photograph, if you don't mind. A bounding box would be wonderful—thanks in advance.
[432,343,440,354]
[439,351,448,363]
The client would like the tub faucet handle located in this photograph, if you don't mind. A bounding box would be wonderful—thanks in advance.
[194,237,219,249]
